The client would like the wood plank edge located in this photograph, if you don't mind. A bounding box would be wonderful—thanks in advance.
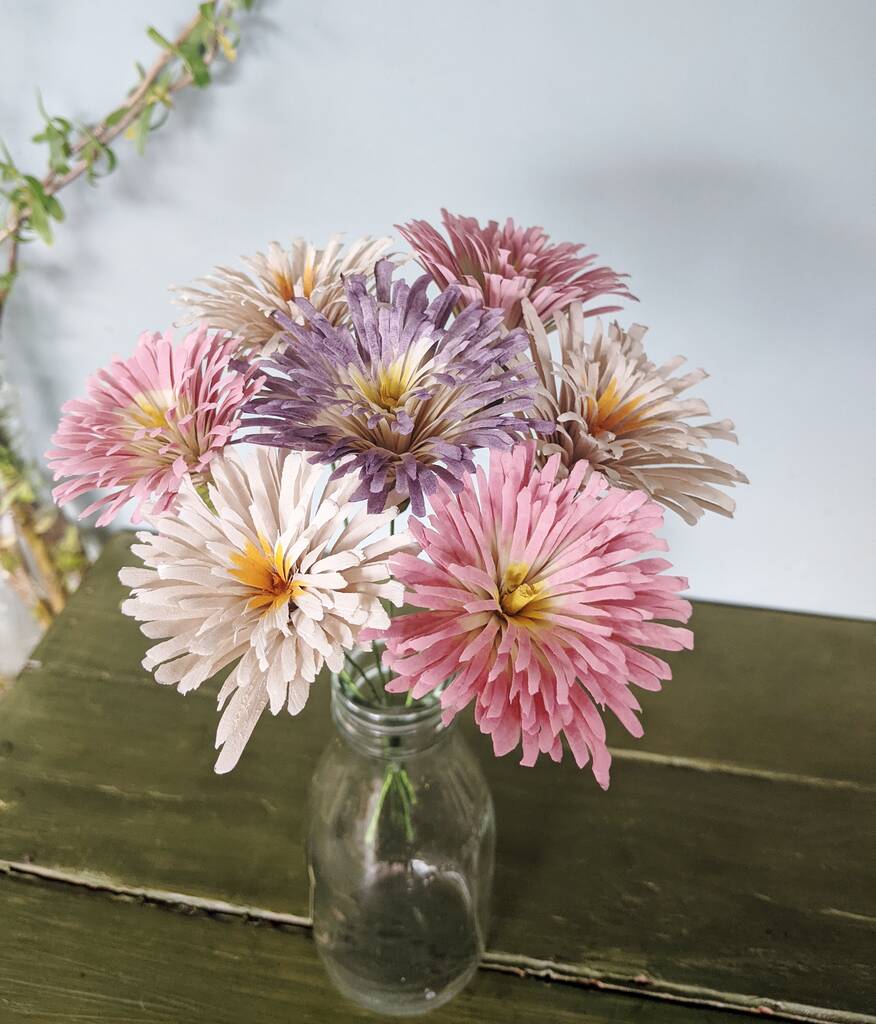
[3,859,870,1024]
[684,595,876,625]
[0,858,310,928]
[482,953,875,1024]
[609,748,876,794]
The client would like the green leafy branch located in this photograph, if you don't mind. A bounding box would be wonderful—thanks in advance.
[0,0,252,305]
[0,1,253,635]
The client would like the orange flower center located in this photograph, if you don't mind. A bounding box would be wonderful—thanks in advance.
[273,254,315,304]
[229,535,305,613]
[585,377,649,435]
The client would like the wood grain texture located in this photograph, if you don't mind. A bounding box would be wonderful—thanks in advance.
[1,534,874,1018]
[0,870,748,1024]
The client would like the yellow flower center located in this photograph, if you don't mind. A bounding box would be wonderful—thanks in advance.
[120,390,205,476]
[586,376,649,434]
[499,561,544,617]
[128,389,176,431]
[229,535,305,613]
[350,360,416,412]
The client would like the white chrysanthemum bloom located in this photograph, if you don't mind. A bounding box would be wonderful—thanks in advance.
[173,235,394,355]
[523,299,747,524]
[119,446,409,773]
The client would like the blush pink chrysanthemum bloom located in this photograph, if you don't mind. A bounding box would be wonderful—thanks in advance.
[397,209,635,329]
[375,443,693,789]
[47,327,263,527]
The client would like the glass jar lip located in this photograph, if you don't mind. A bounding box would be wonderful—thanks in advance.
[329,669,445,728]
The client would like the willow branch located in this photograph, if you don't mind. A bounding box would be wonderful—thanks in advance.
[0,2,232,249]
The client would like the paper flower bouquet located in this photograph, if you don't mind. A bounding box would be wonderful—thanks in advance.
[48,211,745,788]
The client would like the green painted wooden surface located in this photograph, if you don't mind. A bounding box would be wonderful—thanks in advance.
[0,870,751,1023]
[1,534,874,1020]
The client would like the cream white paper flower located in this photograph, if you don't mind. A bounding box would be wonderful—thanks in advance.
[524,300,747,524]
[119,446,408,773]
[174,235,393,355]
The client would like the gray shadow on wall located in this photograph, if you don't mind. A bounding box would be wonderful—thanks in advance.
[545,158,875,332]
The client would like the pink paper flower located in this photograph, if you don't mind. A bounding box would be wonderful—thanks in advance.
[47,327,263,527]
[397,209,635,329]
[377,444,693,788]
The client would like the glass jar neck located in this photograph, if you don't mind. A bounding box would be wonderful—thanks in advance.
[330,673,450,759]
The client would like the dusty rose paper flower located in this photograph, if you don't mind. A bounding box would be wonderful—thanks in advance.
[523,301,747,524]
[47,327,262,527]
[397,209,634,329]
[119,447,410,773]
[173,235,393,355]
[375,443,693,789]
[243,260,540,517]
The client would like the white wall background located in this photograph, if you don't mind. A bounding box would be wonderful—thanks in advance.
[1,0,874,624]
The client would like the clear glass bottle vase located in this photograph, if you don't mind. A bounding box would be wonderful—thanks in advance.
[307,659,495,1016]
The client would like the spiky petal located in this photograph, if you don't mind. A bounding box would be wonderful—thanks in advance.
[119,447,410,773]
[374,443,693,789]
[398,209,635,329]
[173,235,393,355]
[242,259,542,517]
[523,300,747,524]
[47,327,263,527]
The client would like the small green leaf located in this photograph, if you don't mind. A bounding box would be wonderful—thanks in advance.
[28,199,52,244]
[104,107,128,128]
[134,105,152,155]
[32,124,71,175]
[44,194,64,221]
[23,174,49,203]
[146,26,174,51]
[178,41,211,86]
[101,146,118,175]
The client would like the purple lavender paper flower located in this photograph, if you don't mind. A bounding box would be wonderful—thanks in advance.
[243,259,541,516]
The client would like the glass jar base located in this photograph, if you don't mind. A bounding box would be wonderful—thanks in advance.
[313,864,482,1017]
[320,958,479,1017]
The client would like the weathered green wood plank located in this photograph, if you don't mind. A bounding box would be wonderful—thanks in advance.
[0,870,749,1024]
[1,535,874,1017]
[621,598,875,784]
[17,533,875,783]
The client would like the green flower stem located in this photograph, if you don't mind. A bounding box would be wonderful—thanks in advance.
[365,766,395,844]
[348,646,418,844]
[371,645,387,688]
[344,652,381,702]
[365,763,416,845]
[337,668,363,700]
